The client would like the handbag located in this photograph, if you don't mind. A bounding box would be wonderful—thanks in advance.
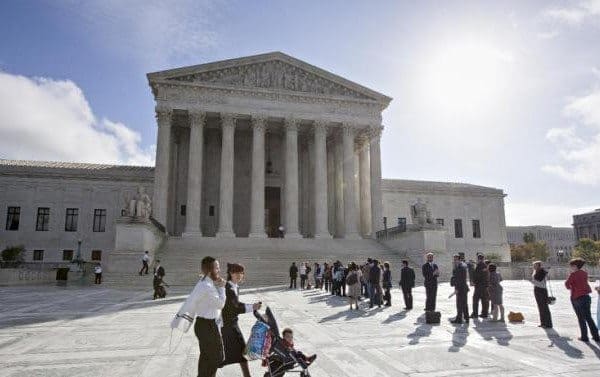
[546,278,556,305]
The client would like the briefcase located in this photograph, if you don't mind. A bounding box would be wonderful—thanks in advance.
[425,311,441,324]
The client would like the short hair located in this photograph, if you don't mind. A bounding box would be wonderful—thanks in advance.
[201,256,216,274]
[488,263,497,272]
[569,258,585,269]
[532,260,542,267]
[477,253,484,259]
[282,328,293,336]
[402,260,409,265]
[453,254,460,259]
[145,251,149,253]
[426,252,434,257]
[384,262,390,269]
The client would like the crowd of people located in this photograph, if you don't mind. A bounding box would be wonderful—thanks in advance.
[288,253,600,340]
[162,252,600,377]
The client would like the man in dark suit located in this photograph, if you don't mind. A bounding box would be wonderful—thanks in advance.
[399,260,415,310]
[421,252,439,311]
[471,253,490,318]
[289,262,298,289]
[369,260,382,308]
[450,254,470,324]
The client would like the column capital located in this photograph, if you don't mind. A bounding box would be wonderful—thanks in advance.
[251,114,268,131]
[341,122,357,136]
[189,110,206,127]
[155,105,173,123]
[314,120,329,135]
[368,125,384,140]
[220,113,237,129]
[284,117,300,131]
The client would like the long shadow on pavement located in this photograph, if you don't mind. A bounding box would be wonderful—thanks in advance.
[471,319,513,346]
[544,328,584,359]
[407,314,433,345]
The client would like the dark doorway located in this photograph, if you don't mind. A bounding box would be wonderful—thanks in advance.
[265,187,281,238]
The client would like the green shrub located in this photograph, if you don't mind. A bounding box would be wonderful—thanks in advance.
[1,245,25,265]
[573,239,600,266]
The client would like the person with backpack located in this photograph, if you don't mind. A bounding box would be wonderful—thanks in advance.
[346,262,361,310]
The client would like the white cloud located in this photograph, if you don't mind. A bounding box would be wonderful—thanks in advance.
[542,0,600,25]
[505,202,596,227]
[0,71,154,166]
[63,0,222,69]
[543,88,600,185]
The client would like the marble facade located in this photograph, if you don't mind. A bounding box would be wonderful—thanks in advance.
[147,52,391,239]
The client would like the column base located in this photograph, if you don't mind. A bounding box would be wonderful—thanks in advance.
[313,232,333,239]
[344,232,362,240]
[248,232,267,239]
[182,231,203,238]
[215,231,236,239]
[284,232,303,239]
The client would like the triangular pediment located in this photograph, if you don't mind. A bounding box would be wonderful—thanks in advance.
[148,52,391,103]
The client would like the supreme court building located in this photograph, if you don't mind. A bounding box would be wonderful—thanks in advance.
[148,52,389,240]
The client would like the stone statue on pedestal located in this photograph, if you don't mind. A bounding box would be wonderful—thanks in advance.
[122,186,152,220]
[410,198,428,228]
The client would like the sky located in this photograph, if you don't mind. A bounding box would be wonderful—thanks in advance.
[0,0,599,227]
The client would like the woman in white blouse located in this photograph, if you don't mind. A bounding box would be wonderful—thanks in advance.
[172,256,226,377]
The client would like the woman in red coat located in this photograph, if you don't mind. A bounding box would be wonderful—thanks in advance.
[565,258,600,342]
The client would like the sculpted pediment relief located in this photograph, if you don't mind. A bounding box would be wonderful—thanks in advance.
[165,60,374,100]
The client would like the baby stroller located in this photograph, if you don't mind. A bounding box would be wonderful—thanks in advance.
[246,307,313,377]
[153,276,168,299]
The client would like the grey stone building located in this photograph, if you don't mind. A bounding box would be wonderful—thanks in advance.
[573,209,600,242]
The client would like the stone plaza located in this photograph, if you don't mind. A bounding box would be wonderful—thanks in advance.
[1,280,600,376]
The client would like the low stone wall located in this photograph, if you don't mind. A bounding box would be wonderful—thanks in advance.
[0,268,55,285]
[498,264,600,281]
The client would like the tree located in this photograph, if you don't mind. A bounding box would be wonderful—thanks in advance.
[573,238,600,266]
[523,232,536,243]
[1,245,25,267]
[510,241,549,263]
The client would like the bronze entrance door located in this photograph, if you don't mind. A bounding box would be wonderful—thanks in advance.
[265,187,281,238]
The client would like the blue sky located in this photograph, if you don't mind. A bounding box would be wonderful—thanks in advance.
[1,0,600,226]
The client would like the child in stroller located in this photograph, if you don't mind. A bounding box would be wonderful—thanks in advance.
[251,308,316,377]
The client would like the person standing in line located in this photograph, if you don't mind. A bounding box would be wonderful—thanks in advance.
[382,262,392,307]
[340,263,348,297]
[399,260,415,310]
[299,262,307,290]
[369,260,382,308]
[171,256,226,377]
[314,263,321,289]
[346,263,362,310]
[94,263,102,284]
[531,261,553,328]
[422,252,439,312]
[139,250,150,275]
[450,254,469,324]
[488,263,505,322]
[289,262,298,289]
[362,260,372,299]
[565,258,600,342]
[220,263,262,376]
[323,262,331,292]
[471,253,490,319]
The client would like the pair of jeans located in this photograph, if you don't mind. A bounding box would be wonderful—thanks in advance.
[571,294,599,340]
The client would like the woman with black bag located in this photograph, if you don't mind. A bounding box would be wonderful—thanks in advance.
[531,261,553,329]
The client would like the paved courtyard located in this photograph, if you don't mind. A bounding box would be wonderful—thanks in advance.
[1,280,600,376]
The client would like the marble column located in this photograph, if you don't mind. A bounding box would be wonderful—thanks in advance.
[369,126,384,239]
[216,114,236,238]
[183,111,205,237]
[313,120,332,238]
[152,106,172,229]
[342,124,360,239]
[284,117,302,239]
[358,135,372,237]
[334,136,344,237]
[249,115,267,238]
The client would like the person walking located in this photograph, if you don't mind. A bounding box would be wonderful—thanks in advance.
[488,263,505,322]
[346,263,361,310]
[450,254,469,324]
[422,253,439,312]
[94,263,102,284]
[471,253,490,319]
[171,256,226,377]
[289,262,298,289]
[565,258,600,342]
[153,260,167,300]
[220,263,262,376]
[139,250,150,275]
[399,260,415,310]
[531,261,553,329]
[382,262,392,307]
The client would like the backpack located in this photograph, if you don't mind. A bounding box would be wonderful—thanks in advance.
[425,311,441,324]
[508,311,524,322]
[346,272,358,285]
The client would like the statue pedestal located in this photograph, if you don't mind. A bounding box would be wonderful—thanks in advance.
[380,229,451,264]
[106,218,165,273]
